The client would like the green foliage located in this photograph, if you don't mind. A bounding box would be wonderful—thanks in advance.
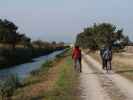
[0,19,31,50]
[0,74,21,99]
[19,34,31,48]
[56,48,70,58]
[76,23,130,50]
[0,19,18,49]
[43,56,78,100]
[30,60,53,76]
[41,60,53,69]
[0,18,66,69]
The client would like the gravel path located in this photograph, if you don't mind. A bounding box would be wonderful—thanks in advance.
[80,59,111,100]
[122,52,133,56]
[80,52,133,100]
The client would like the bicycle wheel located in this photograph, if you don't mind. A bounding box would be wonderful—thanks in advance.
[76,61,81,72]
[106,61,110,72]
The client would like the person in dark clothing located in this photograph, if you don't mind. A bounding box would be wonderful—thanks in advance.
[72,45,82,72]
[103,47,112,71]
[100,47,106,69]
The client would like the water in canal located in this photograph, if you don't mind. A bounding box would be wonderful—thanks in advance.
[0,50,64,80]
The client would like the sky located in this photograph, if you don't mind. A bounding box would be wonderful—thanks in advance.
[0,0,133,43]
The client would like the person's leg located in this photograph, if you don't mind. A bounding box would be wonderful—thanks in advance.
[107,61,109,71]
[74,59,77,71]
[79,58,82,72]
[102,59,105,69]
[105,60,107,71]
[109,60,112,70]
[103,59,106,70]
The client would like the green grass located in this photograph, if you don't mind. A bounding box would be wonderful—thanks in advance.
[23,60,54,87]
[11,49,80,100]
[25,50,67,85]
[0,74,21,100]
[42,51,80,100]
[12,54,60,100]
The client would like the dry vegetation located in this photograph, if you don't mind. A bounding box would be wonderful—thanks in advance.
[89,51,133,81]
[11,49,80,100]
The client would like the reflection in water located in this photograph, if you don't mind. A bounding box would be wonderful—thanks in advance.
[0,50,64,80]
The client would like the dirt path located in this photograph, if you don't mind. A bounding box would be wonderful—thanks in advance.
[122,52,133,56]
[80,60,111,100]
[80,52,133,100]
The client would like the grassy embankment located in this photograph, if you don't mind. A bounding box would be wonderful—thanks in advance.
[88,51,133,81]
[10,49,80,100]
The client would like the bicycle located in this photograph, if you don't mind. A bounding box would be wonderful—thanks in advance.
[105,60,112,73]
[75,60,82,73]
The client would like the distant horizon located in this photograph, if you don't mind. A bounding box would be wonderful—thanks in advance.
[0,0,133,42]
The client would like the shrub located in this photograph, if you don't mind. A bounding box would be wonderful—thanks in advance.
[0,74,21,99]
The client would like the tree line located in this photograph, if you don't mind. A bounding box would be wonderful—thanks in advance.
[76,23,129,50]
[0,19,65,50]
[0,19,66,68]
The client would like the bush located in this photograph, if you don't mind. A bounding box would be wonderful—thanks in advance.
[0,74,21,99]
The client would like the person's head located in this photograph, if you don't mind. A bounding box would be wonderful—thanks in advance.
[75,45,79,49]
[109,46,112,50]
[101,45,105,49]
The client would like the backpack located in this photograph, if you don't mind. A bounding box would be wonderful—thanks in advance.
[72,48,81,59]
[103,49,112,60]
[100,48,106,57]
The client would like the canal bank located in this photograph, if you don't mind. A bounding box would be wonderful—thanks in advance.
[0,50,65,80]
[10,49,79,100]
[0,47,65,69]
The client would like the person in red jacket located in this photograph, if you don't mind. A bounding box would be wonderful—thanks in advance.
[72,45,82,72]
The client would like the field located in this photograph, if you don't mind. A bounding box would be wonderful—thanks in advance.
[89,51,133,81]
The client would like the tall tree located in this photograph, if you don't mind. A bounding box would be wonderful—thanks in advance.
[32,40,44,49]
[19,34,31,48]
[0,19,19,50]
[76,23,129,50]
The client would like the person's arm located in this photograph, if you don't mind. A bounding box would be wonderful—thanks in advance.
[72,49,75,59]
[100,49,102,56]
[110,50,113,60]
[80,49,82,58]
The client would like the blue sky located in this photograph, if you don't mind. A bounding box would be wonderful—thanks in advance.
[0,0,133,42]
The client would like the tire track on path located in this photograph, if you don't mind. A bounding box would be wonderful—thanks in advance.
[83,52,133,100]
[80,58,111,100]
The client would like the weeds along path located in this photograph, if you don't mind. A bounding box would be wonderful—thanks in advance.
[13,50,79,100]
[13,58,66,100]
[81,52,133,100]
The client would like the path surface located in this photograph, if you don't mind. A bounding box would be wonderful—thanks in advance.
[80,52,133,100]
[122,52,133,56]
